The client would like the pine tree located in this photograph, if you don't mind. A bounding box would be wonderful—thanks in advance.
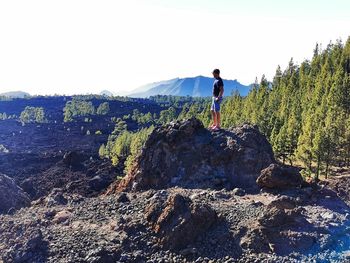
[296,110,315,175]
[97,102,110,115]
[99,144,106,159]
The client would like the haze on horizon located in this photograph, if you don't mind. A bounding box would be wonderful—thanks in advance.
[0,0,349,96]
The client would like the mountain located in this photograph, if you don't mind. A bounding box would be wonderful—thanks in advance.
[100,90,114,97]
[126,76,250,98]
[0,91,30,98]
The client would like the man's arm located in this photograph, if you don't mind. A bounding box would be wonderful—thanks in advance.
[218,86,224,98]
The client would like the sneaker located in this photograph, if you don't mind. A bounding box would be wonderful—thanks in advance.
[211,126,220,131]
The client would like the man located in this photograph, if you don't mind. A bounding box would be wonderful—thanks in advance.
[209,69,224,131]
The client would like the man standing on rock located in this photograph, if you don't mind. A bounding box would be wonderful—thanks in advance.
[209,69,224,131]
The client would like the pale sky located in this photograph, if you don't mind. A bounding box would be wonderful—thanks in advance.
[0,0,349,95]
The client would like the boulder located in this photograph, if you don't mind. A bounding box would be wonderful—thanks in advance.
[84,247,120,263]
[240,207,311,254]
[256,163,303,189]
[118,118,275,191]
[145,193,217,250]
[53,210,72,224]
[44,188,68,207]
[239,225,270,253]
[232,187,246,196]
[117,192,130,203]
[0,173,30,214]
[88,175,111,191]
[62,151,83,167]
[258,207,298,228]
[267,196,297,210]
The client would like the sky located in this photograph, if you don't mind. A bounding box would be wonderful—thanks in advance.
[0,0,349,95]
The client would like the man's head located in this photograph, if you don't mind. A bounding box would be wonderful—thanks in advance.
[212,69,220,79]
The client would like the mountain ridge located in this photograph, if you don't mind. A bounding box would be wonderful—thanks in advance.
[0,91,31,98]
[100,90,114,96]
[126,75,250,98]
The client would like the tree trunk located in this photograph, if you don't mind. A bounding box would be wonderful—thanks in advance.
[315,156,320,182]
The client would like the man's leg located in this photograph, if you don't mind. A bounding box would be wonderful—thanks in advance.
[210,110,216,127]
[216,112,221,128]
[209,97,216,128]
[211,112,220,131]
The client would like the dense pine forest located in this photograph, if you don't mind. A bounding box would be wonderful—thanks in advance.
[103,37,350,181]
[219,37,350,180]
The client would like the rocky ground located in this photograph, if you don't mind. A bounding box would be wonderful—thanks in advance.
[1,185,350,263]
[0,118,118,200]
[0,96,163,199]
[1,118,350,263]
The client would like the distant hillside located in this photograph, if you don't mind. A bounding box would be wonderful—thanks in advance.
[0,91,31,98]
[126,76,250,98]
[100,90,114,96]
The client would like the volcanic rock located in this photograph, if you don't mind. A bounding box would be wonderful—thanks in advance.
[62,151,83,167]
[118,118,275,192]
[239,225,270,253]
[267,196,297,210]
[44,188,68,207]
[53,210,72,224]
[256,163,303,189]
[117,192,130,203]
[0,173,30,214]
[145,193,217,250]
[1,227,46,263]
[258,207,298,228]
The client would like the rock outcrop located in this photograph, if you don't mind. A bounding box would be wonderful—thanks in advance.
[145,193,217,250]
[118,118,275,192]
[0,173,30,214]
[256,163,303,189]
[62,151,83,167]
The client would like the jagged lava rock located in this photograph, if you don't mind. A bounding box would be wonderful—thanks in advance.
[145,193,217,250]
[62,151,83,167]
[0,173,30,214]
[44,188,68,207]
[118,117,275,191]
[256,163,303,189]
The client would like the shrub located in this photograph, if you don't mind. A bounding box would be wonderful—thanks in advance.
[20,106,47,123]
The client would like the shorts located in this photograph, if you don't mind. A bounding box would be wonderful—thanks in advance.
[211,96,223,112]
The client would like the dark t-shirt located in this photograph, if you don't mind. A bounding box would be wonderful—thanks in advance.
[213,77,224,97]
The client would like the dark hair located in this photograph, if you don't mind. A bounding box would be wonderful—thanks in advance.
[212,69,220,74]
